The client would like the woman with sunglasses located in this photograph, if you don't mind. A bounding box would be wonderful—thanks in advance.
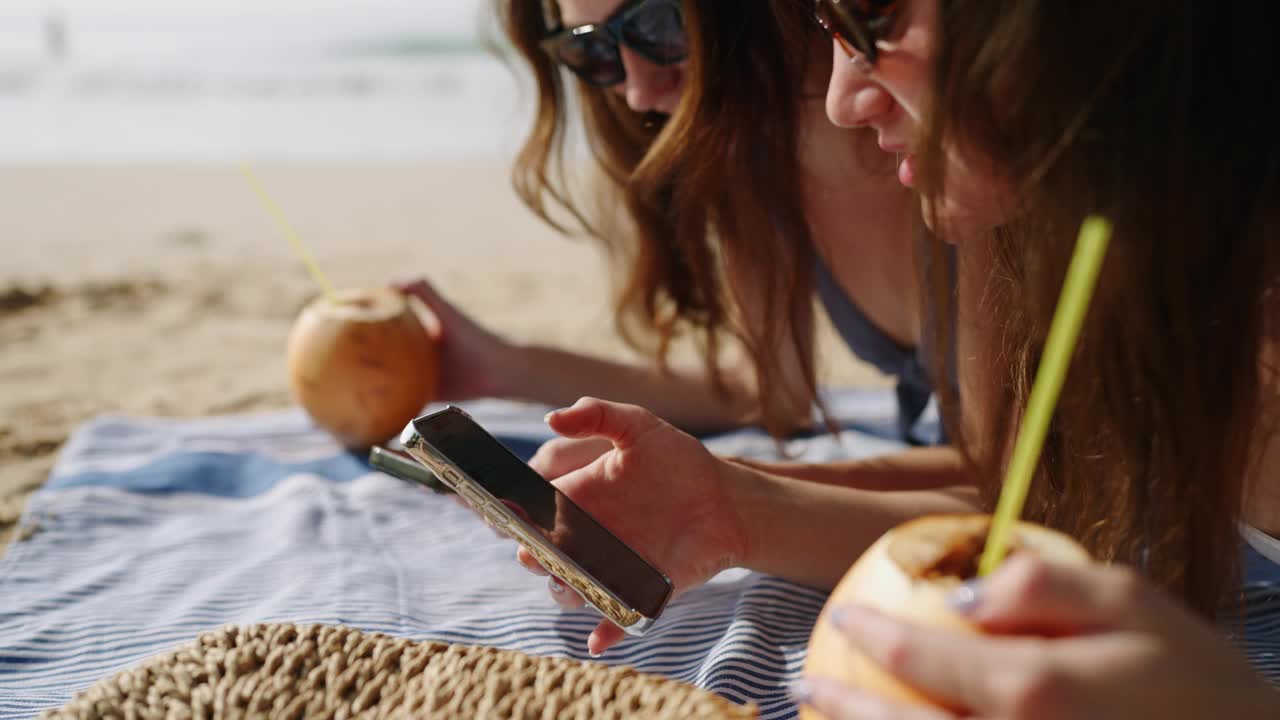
[518,0,1280,714]
[484,0,972,660]
[397,1,969,484]
[794,0,1280,716]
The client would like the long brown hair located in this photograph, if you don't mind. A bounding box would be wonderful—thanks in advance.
[494,0,829,436]
[921,1,1280,616]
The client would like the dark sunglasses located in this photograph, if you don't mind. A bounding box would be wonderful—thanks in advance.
[813,0,898,66]
[541,0,688,87]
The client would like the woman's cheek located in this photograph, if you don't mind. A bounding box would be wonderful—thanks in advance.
[929,149,1015,242]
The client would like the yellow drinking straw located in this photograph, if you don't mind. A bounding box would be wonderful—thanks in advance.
[977,215,1113,577]
[238,164,339,304]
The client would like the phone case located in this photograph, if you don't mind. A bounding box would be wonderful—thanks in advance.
[398,410,660,635]
[368,446,452,494]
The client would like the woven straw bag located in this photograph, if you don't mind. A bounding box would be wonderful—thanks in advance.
[44,623,759,719]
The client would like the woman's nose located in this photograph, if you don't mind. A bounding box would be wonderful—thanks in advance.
[825,44,893,129]
[614,46,682,114]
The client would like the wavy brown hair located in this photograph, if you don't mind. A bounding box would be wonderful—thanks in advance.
[495,0,829,436]
[920,0,1280,616]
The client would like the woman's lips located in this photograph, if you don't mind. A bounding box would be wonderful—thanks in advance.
[897,153,916,188]
[874,136,914,188]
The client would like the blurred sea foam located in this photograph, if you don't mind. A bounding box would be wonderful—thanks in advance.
[0,0,539,162]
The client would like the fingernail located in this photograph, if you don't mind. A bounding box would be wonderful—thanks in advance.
[830,605,854,630]
[788,678,813,705]
[548,578,565,594]
[948,579,984,615]
[829,605,893,647]
[588,648,602,659]
[544,409,563,424]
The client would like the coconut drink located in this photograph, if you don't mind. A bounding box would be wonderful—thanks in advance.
[286,287,438,449]
[800,514,1090,717]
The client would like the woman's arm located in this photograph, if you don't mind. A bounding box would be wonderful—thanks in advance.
[727,445,974,492]
[498,342,770,434]
[721,457,980,589]
[397,278,794,434]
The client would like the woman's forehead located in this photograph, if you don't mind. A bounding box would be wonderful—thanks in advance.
[556,0,627,26]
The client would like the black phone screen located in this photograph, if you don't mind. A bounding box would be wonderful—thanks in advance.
[412,409,672,618]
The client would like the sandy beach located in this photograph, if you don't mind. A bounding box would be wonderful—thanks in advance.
[0,163,887,553]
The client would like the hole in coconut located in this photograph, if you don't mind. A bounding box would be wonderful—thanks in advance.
[918,534,1023,581]
[339,296,377,310]
[889,519,1025,583]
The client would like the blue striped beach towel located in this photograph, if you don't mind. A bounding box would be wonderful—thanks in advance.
[0,391,911,719]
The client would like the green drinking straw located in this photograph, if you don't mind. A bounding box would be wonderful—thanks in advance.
[239,164,339,305]
[977,215,1113,577]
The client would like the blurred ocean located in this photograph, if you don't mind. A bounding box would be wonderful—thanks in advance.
[0,0,540,162]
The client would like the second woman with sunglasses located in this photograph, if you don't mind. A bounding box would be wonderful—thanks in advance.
[519,1,1280,717]
[398,1,976,497]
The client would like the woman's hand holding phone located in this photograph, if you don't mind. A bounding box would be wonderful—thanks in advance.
[518,397,751,656]
[528,436,614,481]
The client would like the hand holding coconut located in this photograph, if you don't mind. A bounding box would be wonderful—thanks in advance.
[393,278,514,402]
[798,515,1091,716]
[242,168,448,450]
[795,554,1280,720]
[286,287,439,448]
[287,276,523,449]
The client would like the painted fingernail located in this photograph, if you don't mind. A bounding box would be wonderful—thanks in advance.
[948,579,984,615]
[829,605,897,646]
[788,678,813,705]
[830,605,854,630]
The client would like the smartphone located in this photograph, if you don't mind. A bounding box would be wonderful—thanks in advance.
[398,406,673,635]
[369,445,452,494]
